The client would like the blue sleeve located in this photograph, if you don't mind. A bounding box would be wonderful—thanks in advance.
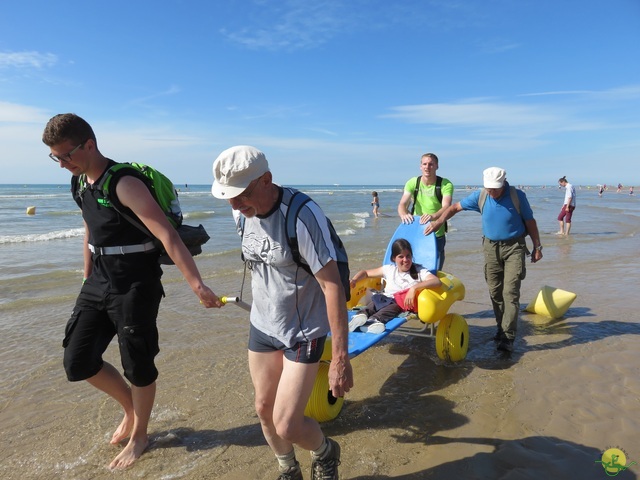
[460,190,481,213]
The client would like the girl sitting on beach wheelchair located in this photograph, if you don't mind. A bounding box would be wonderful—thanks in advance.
[348,238,441,334]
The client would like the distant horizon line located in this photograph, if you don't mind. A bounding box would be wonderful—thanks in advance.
[0,182,627,188]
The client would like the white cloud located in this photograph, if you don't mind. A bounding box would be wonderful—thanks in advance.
[382,101,557,128]
[0,102,52,123]
[128,85,182,106]
[521,84,640,101]
[478,38,521,54]
[220,0,347,51]
[0,51,57,69]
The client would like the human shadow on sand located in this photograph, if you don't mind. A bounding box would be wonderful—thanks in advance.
[319,340,630,479]
[326,336,472,438]
[147,423,265,452]
[349,435,629,479]
[145,305,640,466]
[457,305,639,369]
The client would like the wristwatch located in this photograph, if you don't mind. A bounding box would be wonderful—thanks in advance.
[534,245,543,251]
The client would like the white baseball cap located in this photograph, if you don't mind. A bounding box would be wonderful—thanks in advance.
[483,167,506,188]
[211,146,270,199]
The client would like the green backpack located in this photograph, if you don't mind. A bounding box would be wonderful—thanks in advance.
[74,162,209,264]
[99,162,183,226]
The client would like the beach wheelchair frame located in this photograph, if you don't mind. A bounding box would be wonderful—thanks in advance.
[305,218,468,422]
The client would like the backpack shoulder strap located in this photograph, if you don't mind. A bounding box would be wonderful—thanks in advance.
[478,188,488,213]
[435,176,443,204]
[99,163,148,202]
[71,175,86,209]
[479,186,523,217]
[509,186,521,215]
[410,176,421,215]
[285,191,312,269]
[98,163,154,238]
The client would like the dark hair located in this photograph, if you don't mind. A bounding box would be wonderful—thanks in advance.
[372,191,378,196]
[42,113,97,147]
[558,176,567,183]
[390,238,419,279]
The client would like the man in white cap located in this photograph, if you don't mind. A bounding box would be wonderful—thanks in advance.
[212,146,352,480]
[425,167,543,353]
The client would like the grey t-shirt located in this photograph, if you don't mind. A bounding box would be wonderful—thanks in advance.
[234,187,338,347]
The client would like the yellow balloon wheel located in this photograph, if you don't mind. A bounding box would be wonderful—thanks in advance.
[435,313,469,362]
[304,362,344,422]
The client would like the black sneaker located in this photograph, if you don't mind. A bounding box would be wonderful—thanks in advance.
[497,338,514,352]
[278,461,303,480]
[311,438,341,480]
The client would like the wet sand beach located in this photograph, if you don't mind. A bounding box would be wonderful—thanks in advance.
[1,185,639,479]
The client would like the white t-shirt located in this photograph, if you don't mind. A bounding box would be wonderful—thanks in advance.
[382,263,431,295]
[564,182,576,207]
[234,187,339,347]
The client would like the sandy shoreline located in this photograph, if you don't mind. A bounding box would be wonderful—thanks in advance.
[3,242,639,480]
[2,185,639,479]
[13,315,636,480]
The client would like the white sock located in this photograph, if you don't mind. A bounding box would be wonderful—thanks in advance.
[311,437,329,460]
[276,450,297,469]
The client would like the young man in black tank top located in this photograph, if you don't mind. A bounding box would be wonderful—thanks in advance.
[43,113,223,470]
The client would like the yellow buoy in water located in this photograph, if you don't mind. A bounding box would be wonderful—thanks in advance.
[525,285,577,319]
[26,206,36,215]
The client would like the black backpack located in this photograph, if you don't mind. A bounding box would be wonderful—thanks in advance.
[286,191,351,301]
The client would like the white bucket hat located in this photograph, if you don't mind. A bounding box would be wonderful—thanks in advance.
[211,146,270,199]
[483,167,506,188]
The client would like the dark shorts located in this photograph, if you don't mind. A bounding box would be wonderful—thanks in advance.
[62,280,164,387]
[557,205,575,222]
[248,323,326,364]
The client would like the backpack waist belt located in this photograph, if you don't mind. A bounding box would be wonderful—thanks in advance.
[89,241,157,255]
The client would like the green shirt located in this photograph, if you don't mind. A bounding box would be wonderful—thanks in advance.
[403,176,454,237]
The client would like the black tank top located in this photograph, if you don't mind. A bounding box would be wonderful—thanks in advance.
[72,160,162,292]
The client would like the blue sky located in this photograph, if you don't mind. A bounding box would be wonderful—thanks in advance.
[1,0,639,186]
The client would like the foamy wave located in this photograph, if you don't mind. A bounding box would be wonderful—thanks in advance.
[183,210,215,220]
[0,193,68,199]
[46,210,81,217]
[354,217,367,229]
[0,228,84,244]
[353,212,369,219]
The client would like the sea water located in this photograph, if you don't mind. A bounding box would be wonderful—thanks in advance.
[0,183,638,479]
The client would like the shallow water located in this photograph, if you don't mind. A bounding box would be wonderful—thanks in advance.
[1,184,638,479]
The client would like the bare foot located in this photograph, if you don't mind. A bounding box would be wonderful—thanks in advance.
[109,434,149,470]
[110,413,134,445]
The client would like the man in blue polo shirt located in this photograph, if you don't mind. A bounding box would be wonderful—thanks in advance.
[425,167,543,353]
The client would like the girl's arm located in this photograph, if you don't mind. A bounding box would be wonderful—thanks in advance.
[403,272,442,310]
[349,266,385,288]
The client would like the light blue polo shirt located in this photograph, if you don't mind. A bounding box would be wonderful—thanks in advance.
[459,183,534,241]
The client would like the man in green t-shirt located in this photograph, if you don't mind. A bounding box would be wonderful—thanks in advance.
[397,153,453,270]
